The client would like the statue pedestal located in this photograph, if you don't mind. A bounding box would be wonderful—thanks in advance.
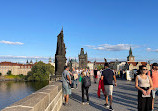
[55,55,66,78]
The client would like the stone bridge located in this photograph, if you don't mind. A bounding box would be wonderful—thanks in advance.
[60,79,158,111]
[2,79,158,111]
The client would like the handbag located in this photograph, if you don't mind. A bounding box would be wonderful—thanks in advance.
[79,75,82,82]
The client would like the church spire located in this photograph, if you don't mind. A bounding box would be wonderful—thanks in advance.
[127,46,135,62]
[26,60,29,64]
[129,46,133,56]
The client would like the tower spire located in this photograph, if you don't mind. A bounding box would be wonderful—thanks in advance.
[61,26,63,32]
[129,46,133,56]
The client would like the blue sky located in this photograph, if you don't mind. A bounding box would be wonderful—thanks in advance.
[0,0,158,63]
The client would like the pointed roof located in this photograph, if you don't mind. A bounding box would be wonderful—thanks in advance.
[26,60,29,64]
[30,60,33,63]
[128,46,134,57]
[80,48,85,55]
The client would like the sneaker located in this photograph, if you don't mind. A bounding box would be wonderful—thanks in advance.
[82,102,86,105]
[104,103,109,108]
[86,102,89,105]
[109,106,114,111]
[65,103,71,106]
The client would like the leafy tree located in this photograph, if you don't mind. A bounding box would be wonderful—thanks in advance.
[26,61,54,81]
[7,70,12,75]
[97,65,104,70]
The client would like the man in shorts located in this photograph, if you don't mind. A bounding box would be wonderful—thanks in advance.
[148,63,158,110]
[62,66,72,106]
[101,63,117,111]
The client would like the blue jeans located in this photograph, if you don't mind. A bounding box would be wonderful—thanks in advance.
[74,79,78,88]
[152,88,158,98]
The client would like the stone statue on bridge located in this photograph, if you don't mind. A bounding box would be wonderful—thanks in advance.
[55,28,66,79]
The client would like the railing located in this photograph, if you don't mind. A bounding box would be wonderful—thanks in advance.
[2,81,62,111]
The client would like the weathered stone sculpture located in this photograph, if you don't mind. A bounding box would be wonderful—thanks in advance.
[104,58,107,63]
[78,48,87,69]
[67,59,73,71]
[55,28,66,78]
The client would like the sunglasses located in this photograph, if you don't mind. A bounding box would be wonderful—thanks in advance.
[142,69,147,70]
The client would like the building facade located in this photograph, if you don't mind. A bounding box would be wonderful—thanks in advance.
[124,47,150,71]
[0,62,33,75]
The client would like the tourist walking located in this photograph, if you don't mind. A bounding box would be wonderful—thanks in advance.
[94,68,98,84]
[81,69,91,105]
[147,63,158,111]
[62,66,72,106]
[101,63,117,111]
[69,70,74,89]
[72,68,78,89]
[135,65,153,111]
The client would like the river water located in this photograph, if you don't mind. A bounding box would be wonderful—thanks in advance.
[0,81,49,110]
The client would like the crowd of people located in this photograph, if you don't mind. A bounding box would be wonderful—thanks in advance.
[62,62,158,111]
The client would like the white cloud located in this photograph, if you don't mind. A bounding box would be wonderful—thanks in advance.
[87,57,126,62]
[85,44,138,51]
[146,48,152,51]
[146,48,158,52]
[84,45,95,48]
[0,40,24,45]
[0,55,52,60]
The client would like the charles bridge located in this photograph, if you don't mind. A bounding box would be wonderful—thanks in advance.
[2,78,158,111]
[2,30,158,111]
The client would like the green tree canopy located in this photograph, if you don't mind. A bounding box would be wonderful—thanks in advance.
[7,70,12,75]
[26,61,54,81]
[97,65,104,71]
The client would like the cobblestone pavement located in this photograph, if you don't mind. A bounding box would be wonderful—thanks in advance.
[60,79,158,111]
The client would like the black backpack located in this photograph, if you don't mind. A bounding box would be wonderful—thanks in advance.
[150,70,152,77]
[83,76,91,87]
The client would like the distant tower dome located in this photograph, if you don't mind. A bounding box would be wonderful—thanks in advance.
[49,57,52,63]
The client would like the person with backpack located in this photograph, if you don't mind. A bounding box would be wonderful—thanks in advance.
[147,63,158,111]
[101,63,117,111]
[81,69,91,105]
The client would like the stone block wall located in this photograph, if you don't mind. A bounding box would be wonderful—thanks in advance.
[2,81,62,111]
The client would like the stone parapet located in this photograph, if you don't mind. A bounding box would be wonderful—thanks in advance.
[2,81,62,111]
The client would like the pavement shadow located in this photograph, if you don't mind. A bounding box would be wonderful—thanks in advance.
[70,92,109,111]
[113,96,137,109]
[114,90,137,97]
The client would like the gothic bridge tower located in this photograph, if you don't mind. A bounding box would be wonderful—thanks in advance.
[78,48,87,69]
